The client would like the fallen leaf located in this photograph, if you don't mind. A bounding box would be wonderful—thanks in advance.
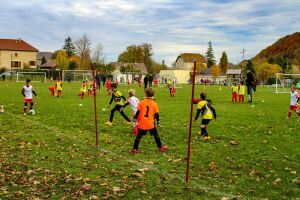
[230,141,239,145]
[209,161,217,171]
[132,173,143,178]
[82,184,91,191]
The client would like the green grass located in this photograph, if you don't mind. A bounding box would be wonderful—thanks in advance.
[0,82,299,199]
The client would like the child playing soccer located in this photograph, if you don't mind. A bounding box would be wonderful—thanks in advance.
[169,84,176,97]
[194,92,216,141]
[238,81,246,103]
[22,79,37,115]
[130,88,168,154]
[287,85,300,119]
[78,80,87,99]
[88,79,93,96]
[105,83,132,126]
[153,78,158,87]
[105,79,111,95]
[55,78,63,97]
[231,81,238,103]
[126,79,131,87]
[138,78,142,88]
[48,85,55,96]
[123,89,140,136]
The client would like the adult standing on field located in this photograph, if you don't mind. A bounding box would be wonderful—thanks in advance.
[95,72,101,90]
[1,67,6,81]
[143,75,149,90]
[246,70,256,103]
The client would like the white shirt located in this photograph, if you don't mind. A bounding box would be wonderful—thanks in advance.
[290,91,298,106]
[128,96,140,114]
[23,85,33,99]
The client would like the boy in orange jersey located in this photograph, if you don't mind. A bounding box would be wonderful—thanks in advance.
[231,81,238,103]
[130,87,168,154]
[238,81,246,103]
[48,85,55,96]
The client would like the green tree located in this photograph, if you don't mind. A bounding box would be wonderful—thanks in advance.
[256,63,281,84]
[219,51,228,73]
[205,41,216,68]
[41,56,47,65]
[246,60,256,74]
[118,43,155,73]
[55,50,69,70]
[63,36,76,58]
[275,56,291,73]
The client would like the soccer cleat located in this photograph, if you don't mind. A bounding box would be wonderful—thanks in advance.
[126,121,133,125]
[203,136,211,141]
[23,113,26,115]
[105,121,113,126]
[130,149,138,155]
[159,146,168,152]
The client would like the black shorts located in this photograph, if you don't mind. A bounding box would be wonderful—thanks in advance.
[201,119,211,125]
[138,128,158,136]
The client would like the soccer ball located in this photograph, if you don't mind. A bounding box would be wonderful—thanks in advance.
[28,109,35,115]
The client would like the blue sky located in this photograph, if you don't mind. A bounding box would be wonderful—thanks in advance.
[0,0,299,66]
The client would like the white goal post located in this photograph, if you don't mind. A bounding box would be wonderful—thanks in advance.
[275,73,300,93]
[62,70,93,82]
[16,72,47,82]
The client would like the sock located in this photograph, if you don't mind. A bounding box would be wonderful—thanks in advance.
[288,112,291,118]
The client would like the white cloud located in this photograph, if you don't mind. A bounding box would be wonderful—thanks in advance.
[0,0,299,66]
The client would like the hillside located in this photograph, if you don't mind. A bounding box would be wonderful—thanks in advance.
[252,32,300,66]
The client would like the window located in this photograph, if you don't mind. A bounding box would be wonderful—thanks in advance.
[11,61,21,68]
[14,53,18,57]
[29,61,36,66]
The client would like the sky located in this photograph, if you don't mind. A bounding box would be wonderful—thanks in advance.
[0,0,299,66]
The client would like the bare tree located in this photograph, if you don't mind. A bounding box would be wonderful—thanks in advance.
[92,42,105,64]
[75,33,91,69]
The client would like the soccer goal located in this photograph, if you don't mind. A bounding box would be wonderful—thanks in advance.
[16,72,47,82]
[62,70,93,82]
[275,73,300,93]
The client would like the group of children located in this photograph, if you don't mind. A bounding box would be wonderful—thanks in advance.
[231,81,246,103]
[20,78,299,154]
[103,83,168,154]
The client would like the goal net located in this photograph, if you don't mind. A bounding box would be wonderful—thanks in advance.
[275,73,300,93]
[62,70,93,82]
[16,72,46,82]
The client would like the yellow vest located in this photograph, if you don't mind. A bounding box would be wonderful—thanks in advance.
[197,100,213,119]
[239,85,245,95]
[231,85,238,93]
[113,90,124,105]
[56,81,62,91]
[80,84,86,93]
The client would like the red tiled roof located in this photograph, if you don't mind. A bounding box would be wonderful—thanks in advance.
[0,38,38,52]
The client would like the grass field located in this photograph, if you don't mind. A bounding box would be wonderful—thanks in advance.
[0,81,299,199]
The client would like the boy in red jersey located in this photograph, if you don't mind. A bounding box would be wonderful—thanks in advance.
[169,84,176,97]
[130,87,168,154]
[105,79,112,95]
